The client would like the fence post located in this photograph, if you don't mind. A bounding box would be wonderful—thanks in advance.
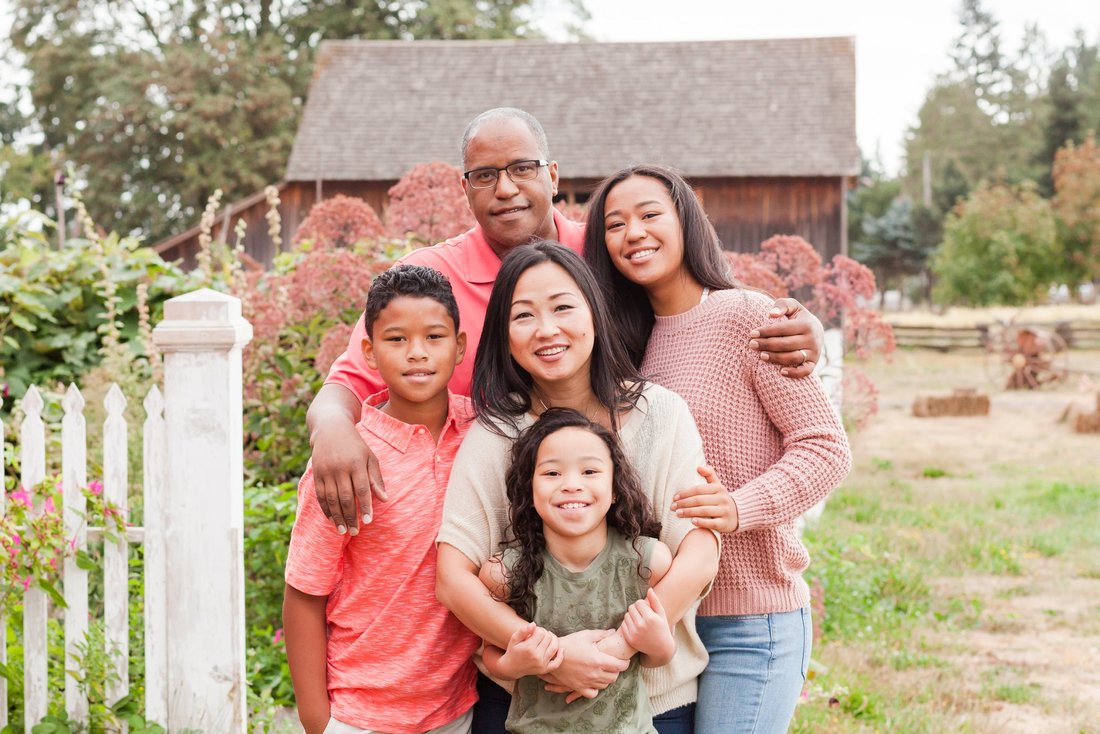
[152,288,252,733]
[61,385,90,725]
[20,387,48,734]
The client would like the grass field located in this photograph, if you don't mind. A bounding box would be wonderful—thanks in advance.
[791,349,1100,734]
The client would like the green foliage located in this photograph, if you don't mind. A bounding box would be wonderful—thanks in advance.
[931,181,1061,305]
[0,213,188,398]
[5,0,589,242]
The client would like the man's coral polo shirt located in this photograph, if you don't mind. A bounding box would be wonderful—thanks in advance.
[326,210,585,400]
[285,392,479,733]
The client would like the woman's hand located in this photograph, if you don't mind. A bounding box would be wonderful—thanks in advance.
[495,622,564,679]
[670,466,739,533]
[748,298,825,378]
[621,589,676,667]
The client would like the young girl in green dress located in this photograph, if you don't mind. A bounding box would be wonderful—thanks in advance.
[479,408,676,734]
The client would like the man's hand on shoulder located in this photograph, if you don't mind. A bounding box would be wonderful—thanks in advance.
[748,297,825,379]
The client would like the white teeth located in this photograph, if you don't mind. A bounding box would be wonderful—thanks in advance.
[558,502,588,510]
[536,346,567,356]
[628,249,657,261]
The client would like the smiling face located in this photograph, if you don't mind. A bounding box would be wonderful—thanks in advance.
[362,295,466,413]
[532,426,613,549]
[602,174,690,295]
[507,261,595,392]
[462,117,560,258]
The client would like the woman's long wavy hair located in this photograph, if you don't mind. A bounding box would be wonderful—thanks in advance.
[498,408,661,621]
[472,240,645,435]
[583,164,739,367]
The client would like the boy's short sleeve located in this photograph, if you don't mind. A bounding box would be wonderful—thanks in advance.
[285,463,349,596]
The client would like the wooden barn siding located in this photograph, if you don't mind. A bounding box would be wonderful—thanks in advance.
[156,180,394,269]
[156,176,845,269]
[694,177,847,262]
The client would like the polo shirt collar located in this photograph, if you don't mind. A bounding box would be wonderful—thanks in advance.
[464,209,586,284]
[359,390,468,453]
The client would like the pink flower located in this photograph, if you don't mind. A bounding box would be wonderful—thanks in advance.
[88,480,103,496]
[272,628,284,645]
[44,497,56,514]
[11,533,20,546]
[11,487,31,508]
[21,576,31,591]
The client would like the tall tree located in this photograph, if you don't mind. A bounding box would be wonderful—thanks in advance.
[5,0,588,241]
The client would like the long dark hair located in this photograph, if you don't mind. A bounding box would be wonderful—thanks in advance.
[472,240,644,435]
[498,408,662,621]
[583,164,738,367]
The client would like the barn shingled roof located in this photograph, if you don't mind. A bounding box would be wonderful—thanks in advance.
[286,37,859,181]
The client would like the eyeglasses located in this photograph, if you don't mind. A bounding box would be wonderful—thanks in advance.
[463,159,549,189]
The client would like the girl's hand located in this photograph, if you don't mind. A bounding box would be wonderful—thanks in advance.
[498,622,564,679]
[671,466,739,533]
[621,589,676,667]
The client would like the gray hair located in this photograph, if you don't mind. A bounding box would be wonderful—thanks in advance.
[460,108,550,167]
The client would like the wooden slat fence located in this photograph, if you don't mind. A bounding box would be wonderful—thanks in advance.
[3,383,167,733]
[4,287,252,733]
[891,320,1100,351]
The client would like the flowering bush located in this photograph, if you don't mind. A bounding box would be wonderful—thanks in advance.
[384,162,474,244]
[295,194,386,249]
[1,477,127,613]
[726,235,896,426]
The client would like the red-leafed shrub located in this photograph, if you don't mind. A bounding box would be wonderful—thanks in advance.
[725,233,895,428]
[758,235,823,293]
[726,252,787,296]
[385,162,475,244]
[296,194,386,248]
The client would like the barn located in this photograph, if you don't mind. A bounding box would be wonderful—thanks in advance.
[154,37,858,267]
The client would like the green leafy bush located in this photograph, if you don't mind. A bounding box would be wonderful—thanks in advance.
[931,181,1063,306]
[0,212,189,398]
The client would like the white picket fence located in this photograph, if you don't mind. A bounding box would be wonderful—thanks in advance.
[1,288,252,734]
[1,382,168,729]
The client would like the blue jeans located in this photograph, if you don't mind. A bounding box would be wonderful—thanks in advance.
[653,703,695,734]
[695,608,811,734]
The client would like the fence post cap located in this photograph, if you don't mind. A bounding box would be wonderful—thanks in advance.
[153,288,252,352]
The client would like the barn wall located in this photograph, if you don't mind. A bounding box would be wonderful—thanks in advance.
[693,176,847,262]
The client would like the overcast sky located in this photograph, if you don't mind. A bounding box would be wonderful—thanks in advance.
[557,0,1100,175]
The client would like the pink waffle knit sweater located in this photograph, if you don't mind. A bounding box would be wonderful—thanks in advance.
[642,287,852,616]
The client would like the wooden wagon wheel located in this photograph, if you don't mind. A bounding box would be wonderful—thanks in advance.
[984,324,1070,390]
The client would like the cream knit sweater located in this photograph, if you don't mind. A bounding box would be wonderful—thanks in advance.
[438,383,711,715]
[643,288,852,617]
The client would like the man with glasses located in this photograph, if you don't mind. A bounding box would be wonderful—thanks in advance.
[306,106,819,530]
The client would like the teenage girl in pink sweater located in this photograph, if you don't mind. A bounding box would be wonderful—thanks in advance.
[583,164,852,734]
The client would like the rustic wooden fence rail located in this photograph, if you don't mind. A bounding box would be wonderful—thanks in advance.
[891,320,1100,351]
[2,288,252,734]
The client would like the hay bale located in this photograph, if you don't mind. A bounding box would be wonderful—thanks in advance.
[1066,393,1100,433]
[912,388,991,417]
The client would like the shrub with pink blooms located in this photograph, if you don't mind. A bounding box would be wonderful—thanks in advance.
[384,162,475,244]
[726,235,896,430]
[0,477,126,613]
[295,194,386,249]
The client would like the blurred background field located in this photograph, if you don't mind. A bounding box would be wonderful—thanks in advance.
[792,349,1100,734]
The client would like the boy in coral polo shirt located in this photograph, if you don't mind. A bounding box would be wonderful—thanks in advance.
[284,265,479,734]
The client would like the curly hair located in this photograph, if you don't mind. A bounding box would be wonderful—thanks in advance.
[497,408,662,621]
[364,263,459,338]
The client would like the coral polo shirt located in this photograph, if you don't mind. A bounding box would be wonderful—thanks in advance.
[325,210,585,400]
[285,391,479,733]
